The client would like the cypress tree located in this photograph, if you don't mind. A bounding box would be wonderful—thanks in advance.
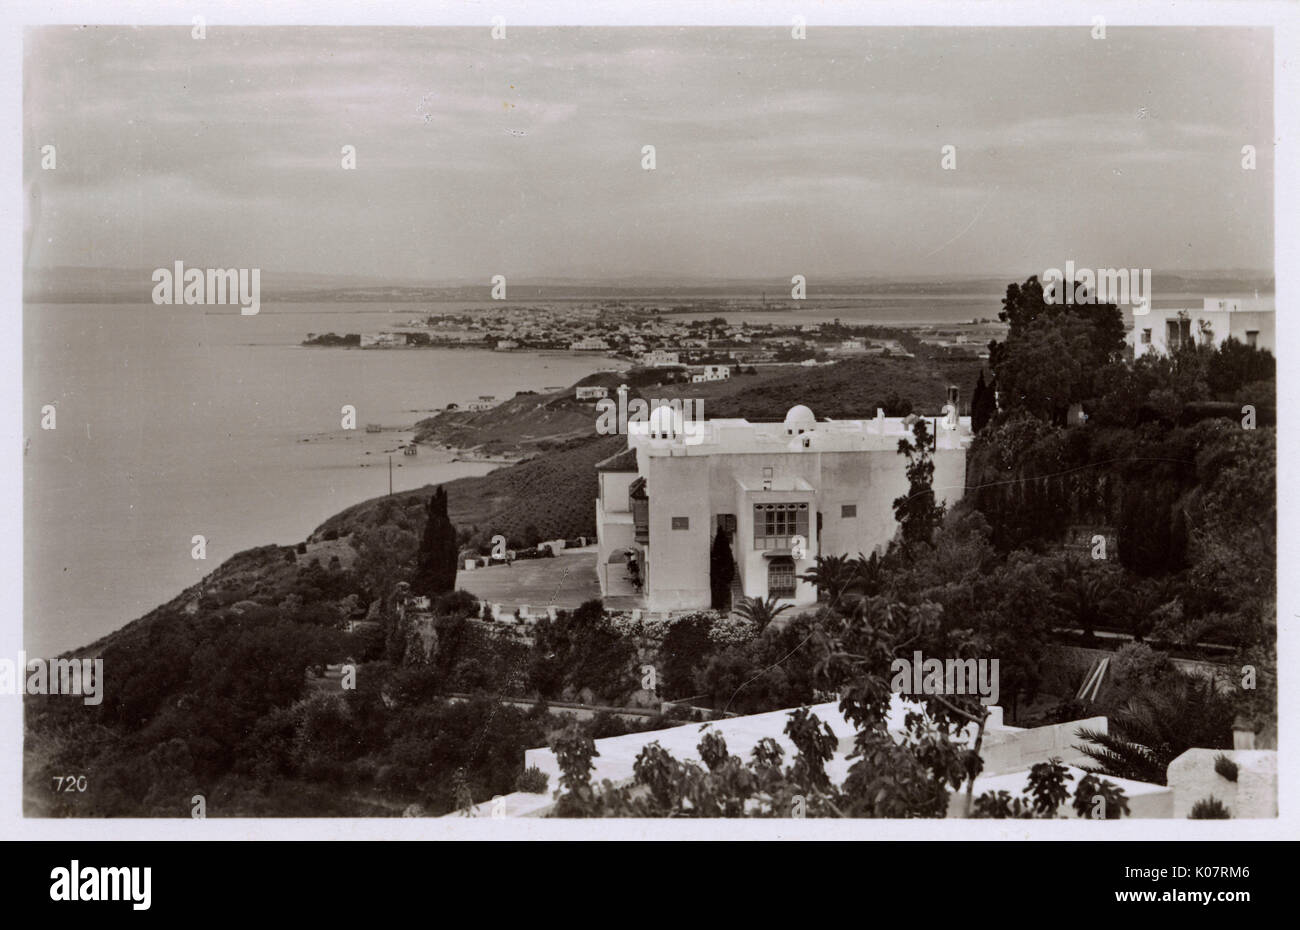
[893,418,945,555]
[972,369,993,433]
[413,486,458,596]
[709,526,735,609]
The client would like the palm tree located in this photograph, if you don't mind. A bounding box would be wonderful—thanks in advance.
[1074,673,1234,785]
[830,552,888,615]
[1049,555,1125,642]
[850,551,886,598]
[799,555,854,607]
[734,595,794,629]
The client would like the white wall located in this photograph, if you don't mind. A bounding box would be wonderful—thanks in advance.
[636,443,969,611]
[644,455,713,608]
[1167,749,1278,818]
[1132,309,1275,358]
[595,470,639,597]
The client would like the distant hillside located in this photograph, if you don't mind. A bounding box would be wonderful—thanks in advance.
[412,365,791,454]
[414,390,612,455]
[690,357,963,420]
[314,434,627,544]
[418,355,978,454]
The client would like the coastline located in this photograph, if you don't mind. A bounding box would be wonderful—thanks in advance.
[26,316,616,659]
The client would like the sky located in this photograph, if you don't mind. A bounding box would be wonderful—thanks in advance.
[23,26,1274,282]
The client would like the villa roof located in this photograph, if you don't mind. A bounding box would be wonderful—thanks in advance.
[594,447,639,473]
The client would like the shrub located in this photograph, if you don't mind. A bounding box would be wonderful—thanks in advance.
[296,542,308,554]
[1109,643,1173,695]
[1189,796,1231,819]
[708,615,760,646]
[660,613,716,699]
[1213,753,1238,782]
[433,589,481,619]
[323,529,339,541]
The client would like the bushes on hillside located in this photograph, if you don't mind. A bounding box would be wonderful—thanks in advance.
[529,599,637,704]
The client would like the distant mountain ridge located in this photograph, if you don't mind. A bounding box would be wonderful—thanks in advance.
[25,265,1274,305]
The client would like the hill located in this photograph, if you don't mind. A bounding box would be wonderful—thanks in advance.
[315,434,628,544]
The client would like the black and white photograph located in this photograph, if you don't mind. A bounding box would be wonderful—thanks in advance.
[3,0,1295,880]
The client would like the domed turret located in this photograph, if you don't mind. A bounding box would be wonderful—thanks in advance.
[784,404,816,435]
[648,404,685,439]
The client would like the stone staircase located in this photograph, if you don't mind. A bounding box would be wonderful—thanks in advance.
[728,560,745,618]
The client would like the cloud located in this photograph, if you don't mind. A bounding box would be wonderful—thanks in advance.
[23,25,1273,278]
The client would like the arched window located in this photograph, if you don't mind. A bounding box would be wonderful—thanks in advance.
[768,556,796,599]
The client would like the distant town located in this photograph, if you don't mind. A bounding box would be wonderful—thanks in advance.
[302,303,1004,373]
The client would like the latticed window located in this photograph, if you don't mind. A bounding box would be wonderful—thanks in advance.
[768,556,796,598]
[753,502,809,549]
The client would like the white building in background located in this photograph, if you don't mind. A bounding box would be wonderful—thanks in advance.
[1129,297,1274,358]
[641,349,680,367]
[691,364,732,383]
[595,395,973,610]
[570,337,609,351]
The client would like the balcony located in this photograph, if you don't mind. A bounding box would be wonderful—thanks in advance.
[751,500,811,552]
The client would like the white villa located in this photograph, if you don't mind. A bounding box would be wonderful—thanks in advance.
[641,349,681,367]
[1129,297,1274,358]
[595,397,973,611]
[575,385,610,401]
[691,364,732,383]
